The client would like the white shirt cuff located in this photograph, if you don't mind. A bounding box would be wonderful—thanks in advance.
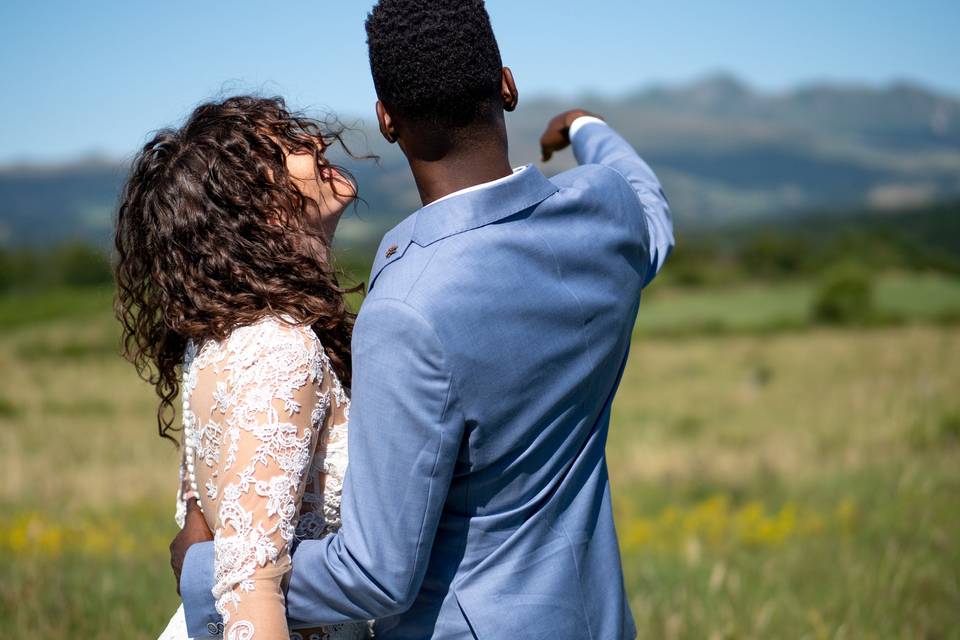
[568,115,608,141]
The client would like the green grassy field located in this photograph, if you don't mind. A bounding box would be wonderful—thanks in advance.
[636,272,960,335]
[1,274,959,638]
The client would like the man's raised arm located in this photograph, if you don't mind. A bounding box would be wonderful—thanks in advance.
[541,109,675,285]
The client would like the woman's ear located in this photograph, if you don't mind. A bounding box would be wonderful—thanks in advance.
[376,101,398,144]
[501,67,519,112]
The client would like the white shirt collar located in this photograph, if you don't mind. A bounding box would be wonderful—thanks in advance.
[424,165,530,209]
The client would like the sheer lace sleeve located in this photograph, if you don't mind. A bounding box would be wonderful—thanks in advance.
[188,319,325,640]
[296,352,350,542]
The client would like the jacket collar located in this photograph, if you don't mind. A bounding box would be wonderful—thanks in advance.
[367,165,558,290]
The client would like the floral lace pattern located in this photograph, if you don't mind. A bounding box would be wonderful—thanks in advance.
[173,317,357,639]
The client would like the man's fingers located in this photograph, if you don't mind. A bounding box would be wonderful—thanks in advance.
[172,551,182,595]
[540,110,598,163]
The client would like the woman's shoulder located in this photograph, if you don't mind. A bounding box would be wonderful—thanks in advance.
[189,316,322,373]
[230,316,322,365]
[233,315,318,346]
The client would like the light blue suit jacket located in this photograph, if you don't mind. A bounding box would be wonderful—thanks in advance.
[181,122,674,639]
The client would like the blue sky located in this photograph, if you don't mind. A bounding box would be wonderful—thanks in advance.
[1,0,957,163]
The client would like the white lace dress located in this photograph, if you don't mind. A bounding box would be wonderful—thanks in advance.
[158,317,369,640]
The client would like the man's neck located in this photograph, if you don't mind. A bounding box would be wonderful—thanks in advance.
[409,148,513,207]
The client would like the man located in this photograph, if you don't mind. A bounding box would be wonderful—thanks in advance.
[176,0,673,637]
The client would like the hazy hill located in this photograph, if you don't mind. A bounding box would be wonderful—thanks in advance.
[0,160,127,249]
[511,74,960,225]
[2,73,958,248]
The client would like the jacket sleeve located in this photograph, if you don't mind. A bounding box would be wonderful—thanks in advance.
[571,120,675,285]
[285,296,465,625]
[181,542,219,637]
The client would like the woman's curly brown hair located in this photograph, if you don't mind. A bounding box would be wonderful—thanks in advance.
[115,95,361,444]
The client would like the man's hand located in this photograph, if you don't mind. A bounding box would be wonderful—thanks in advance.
[170,499,213,595]
[539,109,602,162]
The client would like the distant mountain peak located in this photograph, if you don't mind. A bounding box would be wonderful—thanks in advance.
[628,72,758,114]
[687,72,754,100]
[627,72,959,111]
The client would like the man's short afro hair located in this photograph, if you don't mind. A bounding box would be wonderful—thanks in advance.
[365,0,504,128]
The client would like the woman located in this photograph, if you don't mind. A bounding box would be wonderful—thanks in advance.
[114,96,370,639]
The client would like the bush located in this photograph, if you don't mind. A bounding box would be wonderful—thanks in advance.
[740,233,809,279]
[659,242,740,288]
[811,263,875,325]
[0,243,113,290]
[907,411,960,451]
[48,244,113,287]
[0,250,9,292]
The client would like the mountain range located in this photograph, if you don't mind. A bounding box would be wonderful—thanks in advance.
[2,73,958,249]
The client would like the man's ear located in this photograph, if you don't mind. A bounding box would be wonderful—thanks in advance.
[501,67,519,112]
[376,101,398,144]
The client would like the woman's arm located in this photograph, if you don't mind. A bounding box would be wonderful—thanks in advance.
[198,321,323,638]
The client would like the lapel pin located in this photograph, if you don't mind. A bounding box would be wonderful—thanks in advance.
[385,244,398,258]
